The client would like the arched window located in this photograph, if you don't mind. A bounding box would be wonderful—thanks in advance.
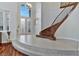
[20,3,31,17]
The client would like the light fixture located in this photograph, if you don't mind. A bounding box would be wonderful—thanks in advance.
[26,2,32,9]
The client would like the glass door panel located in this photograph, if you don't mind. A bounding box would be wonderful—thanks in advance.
[20,18,25,34]
[20,18,31,35]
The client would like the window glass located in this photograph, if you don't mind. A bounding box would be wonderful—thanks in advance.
[20,4,30,17]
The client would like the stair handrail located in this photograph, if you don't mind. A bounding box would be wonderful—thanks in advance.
[51,8,66,25]
[68,2,78,14]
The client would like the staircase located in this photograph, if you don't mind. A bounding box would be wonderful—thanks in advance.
[36,3,78,40]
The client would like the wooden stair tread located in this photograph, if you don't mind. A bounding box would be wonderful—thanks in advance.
[36,35,56,41]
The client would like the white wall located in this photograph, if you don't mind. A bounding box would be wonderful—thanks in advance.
[35,2,41,35]
[41,2,61,29]
[55,4,79,41]
[30,2,36,34]
[0,2,17,42]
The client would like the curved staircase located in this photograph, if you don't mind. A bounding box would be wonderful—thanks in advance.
[36,2,78,40]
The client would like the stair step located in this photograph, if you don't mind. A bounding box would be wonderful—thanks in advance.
[36,35,56,41]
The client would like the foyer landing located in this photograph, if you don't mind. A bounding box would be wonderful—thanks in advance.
[0,43,27,56]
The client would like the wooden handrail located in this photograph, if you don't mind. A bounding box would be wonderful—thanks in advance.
[69,2,78,14]
[60,2,78,8]
[51,8,66,25]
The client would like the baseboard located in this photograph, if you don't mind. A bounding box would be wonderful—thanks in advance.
[56,36,79,42]
[0,42,12,45]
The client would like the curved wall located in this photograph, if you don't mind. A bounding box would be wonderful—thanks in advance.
[55,4,79,41]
